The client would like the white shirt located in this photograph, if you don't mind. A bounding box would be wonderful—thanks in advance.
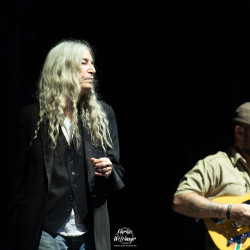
[58,115,87,236]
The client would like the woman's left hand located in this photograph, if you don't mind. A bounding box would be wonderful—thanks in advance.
[91,157,112,178]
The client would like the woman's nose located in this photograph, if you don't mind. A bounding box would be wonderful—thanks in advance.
[88,64,96,74]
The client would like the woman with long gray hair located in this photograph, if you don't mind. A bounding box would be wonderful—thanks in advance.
[8,39,125,250]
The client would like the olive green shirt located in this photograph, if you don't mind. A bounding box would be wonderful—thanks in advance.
[174,147,250,249]
[174,147,250,199]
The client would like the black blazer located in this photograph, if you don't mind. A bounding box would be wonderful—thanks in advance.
[8,101,125,250]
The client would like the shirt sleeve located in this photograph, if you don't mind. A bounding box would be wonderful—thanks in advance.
[174,158,218,197]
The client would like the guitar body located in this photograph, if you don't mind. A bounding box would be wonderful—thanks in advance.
[204,193,250,250]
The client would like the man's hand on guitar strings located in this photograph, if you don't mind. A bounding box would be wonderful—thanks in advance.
[230,203,250,225]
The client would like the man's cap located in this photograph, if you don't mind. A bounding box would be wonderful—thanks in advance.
[233,102,250,125]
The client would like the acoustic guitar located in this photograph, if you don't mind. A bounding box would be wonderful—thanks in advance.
[203,193,250,250]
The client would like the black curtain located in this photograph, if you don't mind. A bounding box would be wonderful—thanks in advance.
[2,0,250,249]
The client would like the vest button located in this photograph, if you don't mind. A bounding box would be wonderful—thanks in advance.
[71,171,75,176]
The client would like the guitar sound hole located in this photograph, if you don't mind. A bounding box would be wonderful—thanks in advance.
[243,200,250,205]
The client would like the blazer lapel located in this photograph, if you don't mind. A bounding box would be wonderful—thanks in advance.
[80,122,95,192]
[40,122,55,191]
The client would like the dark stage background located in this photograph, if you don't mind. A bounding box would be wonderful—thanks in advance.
[2,0,250,249]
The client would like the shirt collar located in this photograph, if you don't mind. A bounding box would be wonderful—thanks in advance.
[230,146,247,167]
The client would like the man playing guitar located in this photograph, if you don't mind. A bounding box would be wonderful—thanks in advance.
[173,102,250,250]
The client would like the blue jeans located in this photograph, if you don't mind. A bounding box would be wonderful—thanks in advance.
[38,231,95,250]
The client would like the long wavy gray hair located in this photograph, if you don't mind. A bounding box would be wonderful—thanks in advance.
[32,39,112,151]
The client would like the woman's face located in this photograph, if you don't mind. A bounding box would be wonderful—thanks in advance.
[78,49,96,96]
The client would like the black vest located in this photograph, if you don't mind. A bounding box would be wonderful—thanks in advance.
[43,128,89,234]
